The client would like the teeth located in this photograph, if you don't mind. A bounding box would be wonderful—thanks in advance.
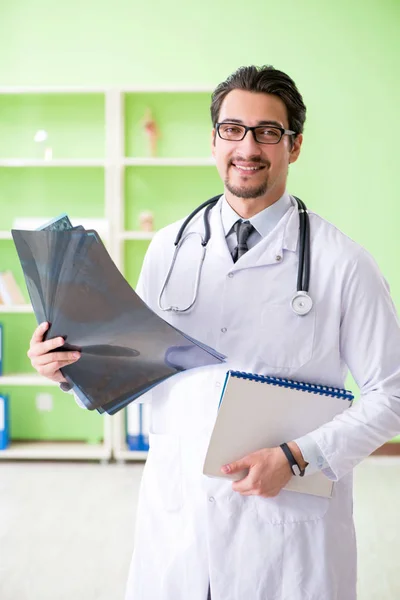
[235,165,261,171]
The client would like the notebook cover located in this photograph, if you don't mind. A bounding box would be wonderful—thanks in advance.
[203,371,353,498]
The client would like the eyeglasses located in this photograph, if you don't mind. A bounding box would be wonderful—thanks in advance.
[215,122,297,145]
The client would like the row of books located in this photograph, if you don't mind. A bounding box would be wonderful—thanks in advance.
[0,271,26,305]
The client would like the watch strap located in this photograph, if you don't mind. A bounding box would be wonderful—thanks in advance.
[280,442,305,477]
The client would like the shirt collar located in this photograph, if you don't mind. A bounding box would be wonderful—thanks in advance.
[221,191,293,239]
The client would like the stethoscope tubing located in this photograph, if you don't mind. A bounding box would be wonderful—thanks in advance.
[160,194,311,314]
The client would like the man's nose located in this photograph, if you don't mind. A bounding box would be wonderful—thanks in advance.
[237,129,263,156]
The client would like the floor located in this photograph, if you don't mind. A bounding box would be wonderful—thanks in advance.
[0,457,399,600]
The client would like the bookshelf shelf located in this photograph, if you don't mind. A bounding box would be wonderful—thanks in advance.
[0,440,110,461]
[0,305,33,313]
[119,231,155,241]
[0,159,107,167]
[123,157,214,167]
[0,373,58,386]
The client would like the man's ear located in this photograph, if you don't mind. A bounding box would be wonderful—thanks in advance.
[211,129,216,158]
[288,133,303,165]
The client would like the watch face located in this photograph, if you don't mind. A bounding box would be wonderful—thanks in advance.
[293,464,301,476]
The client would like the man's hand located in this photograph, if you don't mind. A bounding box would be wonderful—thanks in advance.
[221,442,306,498]
[27,322,80,384]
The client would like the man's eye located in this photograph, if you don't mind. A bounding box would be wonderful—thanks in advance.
[225,127,241,134]
[260,128,279,137]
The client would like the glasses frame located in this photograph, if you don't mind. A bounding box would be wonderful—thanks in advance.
[215,122,297,145]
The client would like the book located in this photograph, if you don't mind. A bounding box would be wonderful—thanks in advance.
[0,395,9,450]
[203,370,354,498]
[126,403,151,451]
[0,271,26,305]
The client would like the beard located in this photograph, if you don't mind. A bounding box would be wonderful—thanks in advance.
[224,175,269,199]
[224,158,270,199]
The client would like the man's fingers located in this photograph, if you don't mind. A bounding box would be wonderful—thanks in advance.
[36,361,73,379]
[232,476,254,494]
[36,362,67,383]
[34,351,80,366]
[28,335,65,358]
[30,321,49,346]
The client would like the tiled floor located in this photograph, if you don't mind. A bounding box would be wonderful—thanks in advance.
[0,457,399,600]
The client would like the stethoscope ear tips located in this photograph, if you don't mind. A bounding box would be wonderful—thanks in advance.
[291,291,313,316]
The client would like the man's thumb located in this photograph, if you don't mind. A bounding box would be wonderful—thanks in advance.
[221,457,250,475]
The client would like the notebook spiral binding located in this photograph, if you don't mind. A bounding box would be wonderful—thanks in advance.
[230,370,354,401]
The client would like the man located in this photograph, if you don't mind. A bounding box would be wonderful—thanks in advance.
[28,65,400,600]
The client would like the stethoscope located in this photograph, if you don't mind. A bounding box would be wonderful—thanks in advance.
[158,194,313,316]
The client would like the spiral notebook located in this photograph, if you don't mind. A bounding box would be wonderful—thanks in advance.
[203,371,354,498]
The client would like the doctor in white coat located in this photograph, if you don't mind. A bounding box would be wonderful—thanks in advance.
[28,65,400,600]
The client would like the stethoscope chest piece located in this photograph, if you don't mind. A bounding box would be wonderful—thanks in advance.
[291,291,313,316]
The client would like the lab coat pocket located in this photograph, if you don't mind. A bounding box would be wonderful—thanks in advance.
[253,488,330,524]
[258,302,316,368]
[147,433,183,512]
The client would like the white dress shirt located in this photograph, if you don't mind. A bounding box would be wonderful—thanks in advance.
[220,192,329,474]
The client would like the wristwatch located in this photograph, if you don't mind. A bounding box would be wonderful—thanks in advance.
[280,442,306,477]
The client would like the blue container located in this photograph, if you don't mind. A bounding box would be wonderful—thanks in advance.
[126,404,149,451]
[0,395,9,450]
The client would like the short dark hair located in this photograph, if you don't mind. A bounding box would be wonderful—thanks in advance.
[210,65,306,137]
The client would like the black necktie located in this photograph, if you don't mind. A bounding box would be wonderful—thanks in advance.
[231,220,255,263]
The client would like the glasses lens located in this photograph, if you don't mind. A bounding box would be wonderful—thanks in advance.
[254,127,282,144]
[218,124,245,140]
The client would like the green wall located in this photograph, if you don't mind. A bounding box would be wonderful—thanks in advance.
[1,0,399,297]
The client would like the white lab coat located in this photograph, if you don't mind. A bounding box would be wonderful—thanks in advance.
[125,196,400,600]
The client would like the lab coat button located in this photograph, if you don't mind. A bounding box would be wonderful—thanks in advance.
[209,496,215,503]
[228,272,234,278]
[221,327,227,333]
[275,255,282,262]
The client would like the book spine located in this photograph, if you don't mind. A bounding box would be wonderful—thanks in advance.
[126,403,150,451]
[229,370,354,401]
[0,323,2,376]
[0,394,9,450]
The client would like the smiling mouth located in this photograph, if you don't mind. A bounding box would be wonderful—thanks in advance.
[231,163,266,173]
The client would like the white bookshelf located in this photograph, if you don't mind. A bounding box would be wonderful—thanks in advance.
[0,84,214,462]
